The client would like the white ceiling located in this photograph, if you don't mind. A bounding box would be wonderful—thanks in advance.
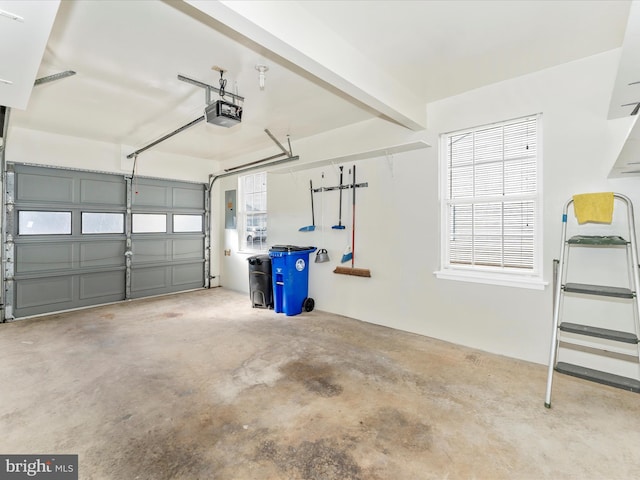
[5,0,633,167]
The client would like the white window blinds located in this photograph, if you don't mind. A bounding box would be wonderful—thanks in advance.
[239,172,267,252]
[444,115,539,271]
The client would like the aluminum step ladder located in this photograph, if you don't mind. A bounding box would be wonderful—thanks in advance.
[545,193,640,408]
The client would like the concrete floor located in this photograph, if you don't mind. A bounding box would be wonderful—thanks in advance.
[1,288,639,479]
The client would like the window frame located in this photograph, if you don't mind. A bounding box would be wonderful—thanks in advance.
[435,114,546,290]
[238,171,267,253]
[81,212,125,235]
[131,213,167,234]
[18,210,72,236]
[173,214,203,233]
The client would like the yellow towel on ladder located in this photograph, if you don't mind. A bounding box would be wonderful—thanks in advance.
[572,192,614,224]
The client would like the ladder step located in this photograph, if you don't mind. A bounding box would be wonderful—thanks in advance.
[567,235,628,246]
[564,283,634,298]
[556,362,640,393]
[559,322,639,343]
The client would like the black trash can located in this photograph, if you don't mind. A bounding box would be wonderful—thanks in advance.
[247,254,273,308]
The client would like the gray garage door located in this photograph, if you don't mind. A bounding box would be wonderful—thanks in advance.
[5,164,206,319]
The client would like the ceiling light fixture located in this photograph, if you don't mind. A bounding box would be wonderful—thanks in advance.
[255,64,269,90]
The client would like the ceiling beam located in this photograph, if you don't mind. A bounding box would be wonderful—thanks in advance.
[184,0,426,131]
[608,1,640,119]
[0,0,60,109]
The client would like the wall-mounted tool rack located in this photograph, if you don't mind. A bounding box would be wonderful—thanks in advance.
[312,182,368,193]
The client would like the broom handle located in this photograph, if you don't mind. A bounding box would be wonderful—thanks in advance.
[352,165,356,268]
[310,179,315,227]
[338,167,343,225]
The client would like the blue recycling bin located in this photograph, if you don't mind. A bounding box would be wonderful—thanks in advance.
[268,245,316,316]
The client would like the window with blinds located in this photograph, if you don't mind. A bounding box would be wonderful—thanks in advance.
[238,172,267,252]
[442,115,540,277]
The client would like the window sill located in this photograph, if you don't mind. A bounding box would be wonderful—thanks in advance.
[238,249,268,255]
[434,268,548,290]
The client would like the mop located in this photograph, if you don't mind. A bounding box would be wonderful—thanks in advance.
[334,165,371,277]
[298,179,316,232]
[332,166,346,230]
[315,172,330,263]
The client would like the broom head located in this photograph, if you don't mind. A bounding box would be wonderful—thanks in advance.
[334,266,371,277]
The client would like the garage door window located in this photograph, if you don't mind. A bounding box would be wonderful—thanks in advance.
[18,211,71,235]
[173,214,202,233]
[132,214,167,233]
[82,212,124,234]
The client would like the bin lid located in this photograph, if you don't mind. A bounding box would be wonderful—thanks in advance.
[247,254,271,265]
[269,245,316,252]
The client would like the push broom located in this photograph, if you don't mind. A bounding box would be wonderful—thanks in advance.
[334,165,371,277]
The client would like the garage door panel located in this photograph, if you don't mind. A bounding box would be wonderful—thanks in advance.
[17,172,75,203]
[132,266,169,293]
[172,238,204,260]
[80,241,125,268]
[132,239,169,264]
[80,271,125,300]
[132,184,169,208]
[172,263,204,286]
[173,187,203,209]
[16,243,74,273]
[16,276,73,309]
[80,179,126,205]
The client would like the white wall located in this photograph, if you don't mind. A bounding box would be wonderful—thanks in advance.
[212,116,431,293]
[218,48,640,368]
[212,117,430,292]
[6,127,216,182]
[426,48,640,366]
